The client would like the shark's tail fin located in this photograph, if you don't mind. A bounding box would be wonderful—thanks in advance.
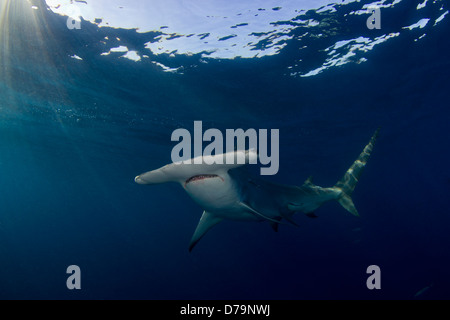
[333,128,380,217]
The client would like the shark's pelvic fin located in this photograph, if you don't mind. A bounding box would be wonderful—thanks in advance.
[189,211,223,252]
[334,128,380,217]
[279,211,299,227]
[239,202,284,225]
[270,217,282,232]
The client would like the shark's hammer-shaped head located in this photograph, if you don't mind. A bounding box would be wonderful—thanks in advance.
[135,149,258,213]
[134,149,258,186]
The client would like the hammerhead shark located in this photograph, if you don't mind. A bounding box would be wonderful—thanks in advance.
[135,129,379,251]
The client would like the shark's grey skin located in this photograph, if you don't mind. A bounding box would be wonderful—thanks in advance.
[135,129,379,251]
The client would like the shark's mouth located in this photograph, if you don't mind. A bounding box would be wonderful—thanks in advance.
[185,174,224,185]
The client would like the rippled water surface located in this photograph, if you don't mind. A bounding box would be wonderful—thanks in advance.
[0,0,449,299]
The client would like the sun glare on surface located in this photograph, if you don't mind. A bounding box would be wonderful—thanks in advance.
[0,0,84,135]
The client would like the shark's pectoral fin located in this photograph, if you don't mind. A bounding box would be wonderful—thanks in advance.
[189,211,223,252]
[239,202,284,225]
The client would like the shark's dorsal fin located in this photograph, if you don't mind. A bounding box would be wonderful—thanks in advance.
[239,202,284,225]
[189,211,223,252]
[303,176,314,186]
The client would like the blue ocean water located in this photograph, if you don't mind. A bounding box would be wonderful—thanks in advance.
[0,0,449,300]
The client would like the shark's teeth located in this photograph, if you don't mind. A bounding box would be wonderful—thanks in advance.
[185,174,222,185]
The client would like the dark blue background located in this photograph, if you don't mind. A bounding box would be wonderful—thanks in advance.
[0,0,449,299]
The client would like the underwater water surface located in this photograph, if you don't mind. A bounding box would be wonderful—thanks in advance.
[0,0,449,299]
